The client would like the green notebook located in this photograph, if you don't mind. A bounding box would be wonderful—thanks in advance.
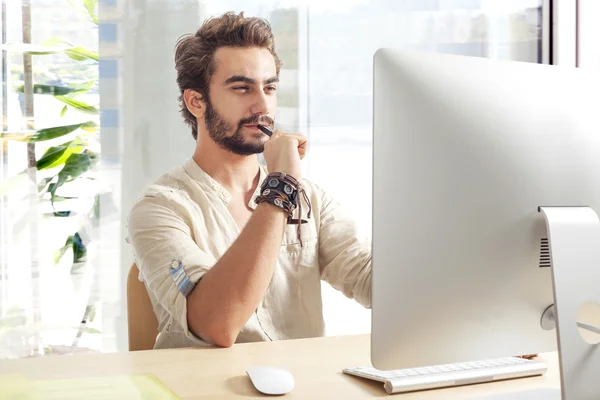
[0,373,180,400]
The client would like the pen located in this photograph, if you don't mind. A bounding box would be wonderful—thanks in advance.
[257,124,273,137]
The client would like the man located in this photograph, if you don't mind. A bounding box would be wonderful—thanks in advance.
[127,11,371,349]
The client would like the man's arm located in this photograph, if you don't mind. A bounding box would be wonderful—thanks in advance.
[128,132,307,348]
[187,203,286,347]
[187,130,307,347]
[129,195,286,348]
[317,186,372,308]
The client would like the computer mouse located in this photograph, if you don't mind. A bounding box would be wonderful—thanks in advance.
[245,366,295,395]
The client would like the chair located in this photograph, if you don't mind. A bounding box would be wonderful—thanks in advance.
[126,263,159,351]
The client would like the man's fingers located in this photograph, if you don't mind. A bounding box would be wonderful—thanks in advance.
[269,130,308,158]
[272,131,306,144]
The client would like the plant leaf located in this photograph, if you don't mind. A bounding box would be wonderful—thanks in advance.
[37,142,72,169]
[60,105,68,117]
[14,83,79,96]
[64,89,89,98]
[27,121,91,142]
[77,326,101,334]
[1,121,95,142]
[41,37,69,47]
[50,152,93,203]
[72,232,87,263]
[50,195,69,202]
[65,46,98,62]
[84,304,97,323]
[83,0,99,24]
[86,149,99,166]
[46,186,72,203]
[54,233,87,265]
[57,152,92,184]
[55,235,75,264]
[48,182,57,194]
[70,79,96,91]
[38,177,54,193]
[92,194,100,220]
[37,140,84,171]
[66,0,97,24]
[55,96,98,114]
[29,124,81,142]
[80,121,98,132]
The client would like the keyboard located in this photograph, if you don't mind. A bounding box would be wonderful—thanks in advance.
[343,356,548,394]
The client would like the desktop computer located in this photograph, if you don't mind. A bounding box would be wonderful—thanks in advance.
[366,50,600,398]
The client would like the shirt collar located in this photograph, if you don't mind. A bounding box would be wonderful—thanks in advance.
[249,165,267,210]
[183,158,267,208]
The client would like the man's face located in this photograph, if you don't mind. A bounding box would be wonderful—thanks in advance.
[203,47,278,155]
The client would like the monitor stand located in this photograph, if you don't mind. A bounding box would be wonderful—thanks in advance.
[539,207,600,399]
[477,207,600,399]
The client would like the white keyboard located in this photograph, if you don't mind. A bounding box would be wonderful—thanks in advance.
[343,356,548,394]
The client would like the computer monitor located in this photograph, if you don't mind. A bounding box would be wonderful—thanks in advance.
[371,50,600,395]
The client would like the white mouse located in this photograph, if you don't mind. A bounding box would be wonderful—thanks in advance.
[245,366,295,395]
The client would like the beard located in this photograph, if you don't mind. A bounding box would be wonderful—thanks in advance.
[204,98,274,156]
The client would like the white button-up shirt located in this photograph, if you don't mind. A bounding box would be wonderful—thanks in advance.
[127,159,372,349]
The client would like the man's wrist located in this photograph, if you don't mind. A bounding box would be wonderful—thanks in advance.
[254,172,312,246]
[254,172,300,215]
[256,201,288,216]
[255,202,288,230]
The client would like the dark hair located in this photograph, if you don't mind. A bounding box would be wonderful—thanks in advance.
[174,11,282,140]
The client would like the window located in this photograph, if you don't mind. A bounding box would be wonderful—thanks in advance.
[116,0,548,343]
[1,0,562,357]
[578,0,600,69]
[1,0,99,358]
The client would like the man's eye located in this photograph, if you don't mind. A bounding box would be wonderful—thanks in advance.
[265,86,277,92]
[233,86,249,92]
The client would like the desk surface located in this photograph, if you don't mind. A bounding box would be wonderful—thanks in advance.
[0,334,560,399]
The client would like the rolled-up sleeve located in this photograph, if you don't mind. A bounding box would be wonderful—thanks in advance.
[127,191,216,342]
[317,188,372,308]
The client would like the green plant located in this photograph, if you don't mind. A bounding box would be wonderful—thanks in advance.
[1,0,99,231]
[0,0,101,352]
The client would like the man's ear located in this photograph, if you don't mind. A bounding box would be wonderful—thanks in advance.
[183,89,205,118]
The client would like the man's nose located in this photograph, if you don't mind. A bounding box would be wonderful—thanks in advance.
[249,91,269,116]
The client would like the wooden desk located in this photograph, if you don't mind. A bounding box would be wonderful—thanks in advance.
[0,335,560,399]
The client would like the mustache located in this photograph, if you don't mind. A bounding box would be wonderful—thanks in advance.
[239,115,274,128]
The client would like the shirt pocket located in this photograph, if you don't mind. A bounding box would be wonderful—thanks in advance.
[280,222,319,269]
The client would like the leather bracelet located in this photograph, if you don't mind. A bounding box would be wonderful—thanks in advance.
[255,190,296,215]
[255,172,298,213]
[259,172,299,205]
[255,172,312,246]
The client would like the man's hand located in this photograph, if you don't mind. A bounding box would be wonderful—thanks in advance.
[263,130,307,181]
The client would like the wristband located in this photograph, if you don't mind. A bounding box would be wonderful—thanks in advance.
[255,172,312,246]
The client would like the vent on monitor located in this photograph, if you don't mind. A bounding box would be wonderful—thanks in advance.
[539,238,551,268]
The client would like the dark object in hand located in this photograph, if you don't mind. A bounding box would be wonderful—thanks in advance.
[257,124,273,137]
